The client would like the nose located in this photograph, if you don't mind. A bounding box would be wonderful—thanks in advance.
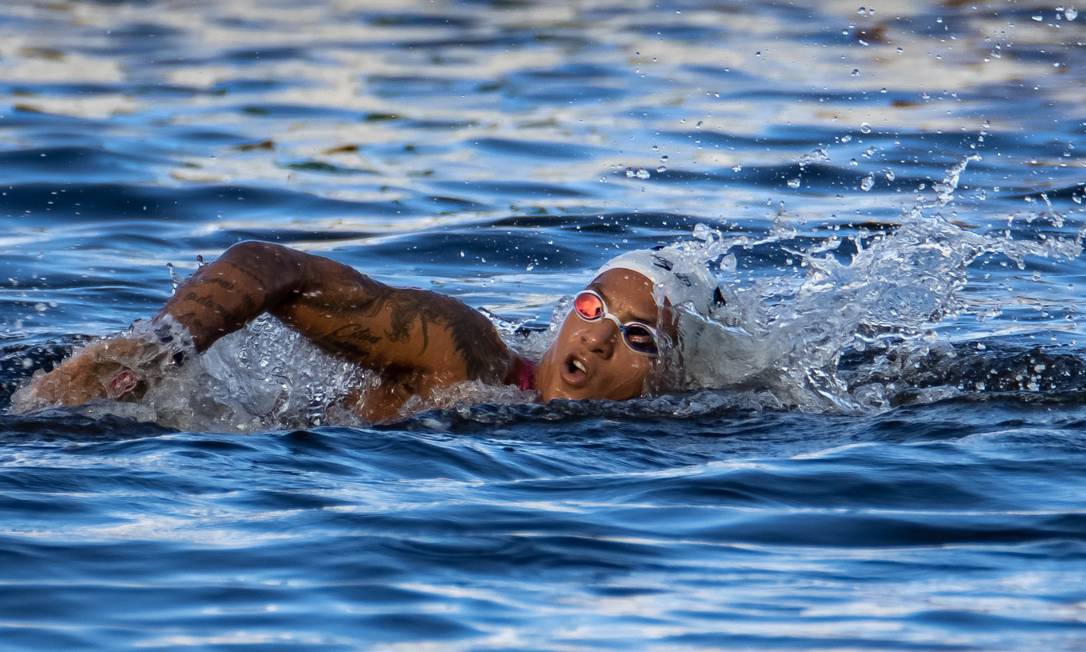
[578,317,619,357]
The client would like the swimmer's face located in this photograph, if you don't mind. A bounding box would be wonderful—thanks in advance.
[536,268,666,402]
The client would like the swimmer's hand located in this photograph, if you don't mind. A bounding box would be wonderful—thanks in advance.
[11,337,171,412]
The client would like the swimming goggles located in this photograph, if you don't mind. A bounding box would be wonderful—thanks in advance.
[572,290,660,356]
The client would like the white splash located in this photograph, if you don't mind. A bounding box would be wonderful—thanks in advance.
[96,316,371,432]
[661,156,1084,412]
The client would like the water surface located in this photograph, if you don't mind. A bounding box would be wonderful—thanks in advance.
[1,0,1085,649]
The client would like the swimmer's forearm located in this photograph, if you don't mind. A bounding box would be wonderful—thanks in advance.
[155,241,309,351]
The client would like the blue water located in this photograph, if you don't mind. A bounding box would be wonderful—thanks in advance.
[2,0,1086,649]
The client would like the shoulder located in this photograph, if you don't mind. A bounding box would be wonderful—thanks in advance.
[363,288,510,383]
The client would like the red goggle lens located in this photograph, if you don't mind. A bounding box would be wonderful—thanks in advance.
[573,291,604,319]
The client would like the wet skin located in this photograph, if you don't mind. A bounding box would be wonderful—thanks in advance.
[534,269,661,402]
[20,242,664,420]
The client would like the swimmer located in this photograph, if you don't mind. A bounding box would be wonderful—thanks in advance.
[15,241,721,421]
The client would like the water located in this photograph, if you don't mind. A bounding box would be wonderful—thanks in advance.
[2,0,1086,648]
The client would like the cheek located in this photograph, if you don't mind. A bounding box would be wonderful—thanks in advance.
[597,353,655,399]
[552,314,579,347]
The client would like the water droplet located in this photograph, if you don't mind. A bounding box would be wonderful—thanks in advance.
[166,262,180,293]
[21,357,32,369]
[896,47,904,54]
[695,120,703,128]
[851,68,861,76]
[840,134,853,143]
[860,175,874,191]
[1066,7,1078,20]
[656,165,667,173]
[862,146,877,157]
[884,169,896,181]
[859,122,872,134]
[1032,14,1043,21]
[787,178,801,189]
[34,303,47,312]
[731,164,743,172]
[857,6,867,16]
[798,148,830,169]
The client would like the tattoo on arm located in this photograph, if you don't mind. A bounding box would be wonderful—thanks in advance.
[384,290,508,381]
[222,260,267,287]
[318,323,383,360]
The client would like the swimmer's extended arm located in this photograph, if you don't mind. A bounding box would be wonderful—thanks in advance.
[18,242,513,412]
[160,241,512,382]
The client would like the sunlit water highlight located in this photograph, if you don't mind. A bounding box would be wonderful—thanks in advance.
[1,0,1085,649]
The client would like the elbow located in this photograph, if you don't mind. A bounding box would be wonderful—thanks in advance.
[220,241,308,289]
[222,240,289,262]
[222,241,303,272]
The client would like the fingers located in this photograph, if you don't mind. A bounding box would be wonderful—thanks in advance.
[15,363,104,409]
[12,334,175,413]
[13,342,141,411]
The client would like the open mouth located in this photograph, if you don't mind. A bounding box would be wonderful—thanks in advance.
[560,353,589,387]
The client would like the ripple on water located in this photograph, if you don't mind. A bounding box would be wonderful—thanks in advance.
[2,0,1086,649]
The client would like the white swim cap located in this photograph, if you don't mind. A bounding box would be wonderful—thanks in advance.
[595,244,724,315]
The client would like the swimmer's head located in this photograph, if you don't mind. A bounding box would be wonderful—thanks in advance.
[535,245,721,402]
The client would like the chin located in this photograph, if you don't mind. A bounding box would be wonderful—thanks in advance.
[539,385,579,402]
[541,383,629,403]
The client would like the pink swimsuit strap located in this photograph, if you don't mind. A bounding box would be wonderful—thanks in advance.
[510,355,536,391]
